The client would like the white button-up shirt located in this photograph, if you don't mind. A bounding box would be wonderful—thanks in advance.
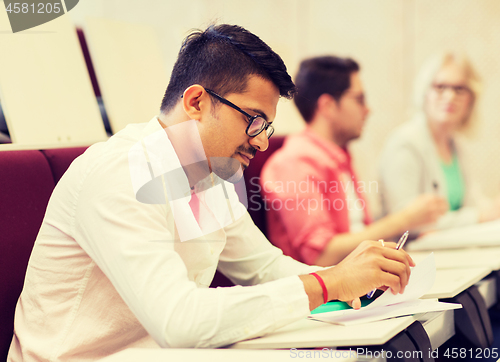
[9,117,320,361]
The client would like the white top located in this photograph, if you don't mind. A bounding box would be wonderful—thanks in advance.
[9,117,320,361]
[339,172,366,233]
[378,117,483,231]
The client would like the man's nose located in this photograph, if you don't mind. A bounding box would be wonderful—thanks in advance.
[249,131,269,152]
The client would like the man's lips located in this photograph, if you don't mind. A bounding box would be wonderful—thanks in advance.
[238,152,252,166]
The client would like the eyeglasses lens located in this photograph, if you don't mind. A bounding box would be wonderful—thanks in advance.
[247,117,266,136]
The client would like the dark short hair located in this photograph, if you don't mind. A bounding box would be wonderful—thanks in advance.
[294,56,360,123]
[160,24,296,113]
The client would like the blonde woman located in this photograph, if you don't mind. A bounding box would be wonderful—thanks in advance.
[379,52,500,232]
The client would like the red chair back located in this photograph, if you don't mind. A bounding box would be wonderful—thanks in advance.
[0,151,55,360]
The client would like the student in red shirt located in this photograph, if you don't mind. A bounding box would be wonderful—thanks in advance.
[261,56,448,266]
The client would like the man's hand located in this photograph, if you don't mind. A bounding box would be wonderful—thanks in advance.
[402,194,448,229]
[479,195,500,223]
[301,240,415,310]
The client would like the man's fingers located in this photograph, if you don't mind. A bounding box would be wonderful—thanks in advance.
[367,240,413,293]
[385,245,416,267]
[351,298,361,310]
[380,241,397,249]
[381,247,411,267]
[406,252,416,267]
[378,259,410,293]
[376,240,414,265]
[331,239,414,305]
[379,272,402,295]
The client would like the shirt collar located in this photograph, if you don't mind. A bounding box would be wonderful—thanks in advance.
[302,127,351,167]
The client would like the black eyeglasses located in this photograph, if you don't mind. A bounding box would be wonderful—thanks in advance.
[205,89,274,139]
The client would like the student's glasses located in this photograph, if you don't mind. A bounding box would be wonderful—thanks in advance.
[205,89,274,139]
[343,92,367,107]
[432,83,471,97]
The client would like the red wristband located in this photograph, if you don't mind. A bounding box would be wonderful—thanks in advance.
[310,272,328,304]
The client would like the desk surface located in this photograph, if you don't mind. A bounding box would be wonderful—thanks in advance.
[229,315,415,349]
[422,266,492,299]
[407,221,500,251]
[98,348,357,362]
[409,247,500,270]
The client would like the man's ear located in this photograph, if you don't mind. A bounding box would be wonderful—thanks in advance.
[181,85,210,120]
[317,93,339,118]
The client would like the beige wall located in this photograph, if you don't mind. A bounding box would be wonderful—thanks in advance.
[69,0,500,215]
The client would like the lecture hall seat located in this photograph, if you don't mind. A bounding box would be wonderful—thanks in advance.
[0,147,88,360]
[244,135,285,236]
[41,147,89,183]
[0,150,56,360]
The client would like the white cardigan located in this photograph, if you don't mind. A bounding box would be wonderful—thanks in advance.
[378,116,483,231]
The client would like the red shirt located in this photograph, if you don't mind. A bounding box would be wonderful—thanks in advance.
[260,128,371,265]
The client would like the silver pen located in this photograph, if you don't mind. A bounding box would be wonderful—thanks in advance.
[396,230,410,250]
[367,230,409,299]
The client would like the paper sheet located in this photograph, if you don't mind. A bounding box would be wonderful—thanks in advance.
[366,252,436,308]
[309,253,462,325]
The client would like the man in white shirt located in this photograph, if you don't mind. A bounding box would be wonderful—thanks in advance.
[9,25,414,361]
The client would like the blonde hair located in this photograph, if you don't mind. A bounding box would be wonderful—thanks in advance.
[412,51,481,134]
